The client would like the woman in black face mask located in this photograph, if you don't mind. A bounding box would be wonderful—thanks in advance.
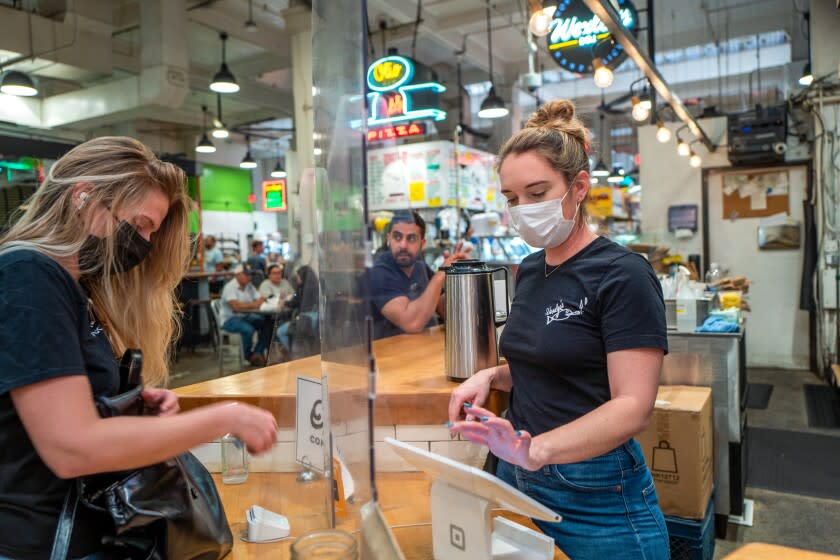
[0,137,278,560]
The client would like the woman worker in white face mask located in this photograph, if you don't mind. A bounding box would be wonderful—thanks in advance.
[447,100,670,559]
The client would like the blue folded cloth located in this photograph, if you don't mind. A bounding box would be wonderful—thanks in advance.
[695,315,740,333]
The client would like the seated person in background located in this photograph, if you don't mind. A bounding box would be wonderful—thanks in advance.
[203,234,225,293]
[246,239,267,287]
[259,264,294,303]
[370,210,470,339]
[219,263,268,366]
[276,265,320,358]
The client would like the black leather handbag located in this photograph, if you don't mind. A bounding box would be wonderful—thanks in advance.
[50,350,233,560]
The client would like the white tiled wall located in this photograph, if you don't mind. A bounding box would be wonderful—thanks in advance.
[193,424,480,473]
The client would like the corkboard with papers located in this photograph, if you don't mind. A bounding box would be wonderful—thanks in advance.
[721,170,790,219]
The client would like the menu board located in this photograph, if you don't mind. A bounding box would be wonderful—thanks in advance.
[368,141,501,211]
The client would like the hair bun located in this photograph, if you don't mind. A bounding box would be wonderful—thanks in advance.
[525,99,589,147]
[526,99,576,129]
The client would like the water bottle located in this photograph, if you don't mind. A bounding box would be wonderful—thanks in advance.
[221,434,249,484]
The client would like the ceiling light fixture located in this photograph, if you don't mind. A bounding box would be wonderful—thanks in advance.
[592,58,614,89]
[631,96,650,122]
[196,134,216,153]
[212,93,229,138]
[591,110,611,177]
[676,138,690,156]
[655,121,671,143]
[271,141,286,178]
[798,63,814,87]
[478,1,508,119]
[240,135,257,169]
[244,0,258,32]
[607,166,625,184]
[527,0,556,37]
[591,159,610,177]
[195,105,217,153]
[0,70,38,97]
[210,32,240,93]
[689,152,702,168]
[271,161,287,178]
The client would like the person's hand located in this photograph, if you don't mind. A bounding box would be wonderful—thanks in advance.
[447,368,494,423]
[448,403,541,471]
[223,402,278,454]
[141,388,180,417]
[256,297,267,307]
[441,240,472,268]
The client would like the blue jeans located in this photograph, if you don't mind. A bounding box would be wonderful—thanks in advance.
[0,553,106,560]
[276,311,319,349]
[222,313,266,357]
[497,439,669,560]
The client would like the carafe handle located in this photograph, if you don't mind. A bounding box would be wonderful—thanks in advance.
[490,266,510,326]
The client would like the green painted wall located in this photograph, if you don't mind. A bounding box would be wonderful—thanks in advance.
[200,163,253,212]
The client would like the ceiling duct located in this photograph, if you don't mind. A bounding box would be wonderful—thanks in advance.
[0,0,189,130]
[41,0,189,128]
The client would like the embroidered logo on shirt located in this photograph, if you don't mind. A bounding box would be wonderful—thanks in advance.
[545,298,588,325]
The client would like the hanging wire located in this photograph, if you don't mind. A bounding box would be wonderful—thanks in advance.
[485,0,494,82]
[411,0,422,60]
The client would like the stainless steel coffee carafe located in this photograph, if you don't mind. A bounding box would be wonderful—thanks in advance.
[444,260,509,381]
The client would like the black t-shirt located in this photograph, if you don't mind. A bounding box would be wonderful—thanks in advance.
[370,252,437,339]
[0,249,119,559]
[499,237,667,437]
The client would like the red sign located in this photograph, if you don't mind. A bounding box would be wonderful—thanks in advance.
[366,123,426,143]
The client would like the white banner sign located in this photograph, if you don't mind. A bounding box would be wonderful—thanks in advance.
[295,376,325,472]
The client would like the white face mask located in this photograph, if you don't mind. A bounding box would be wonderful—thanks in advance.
[508,187,579,248]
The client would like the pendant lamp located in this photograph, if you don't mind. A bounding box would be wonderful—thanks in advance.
[240,135,257,169]
[195,106,217,153]
[0,70,38,97]
[210,32,240,93]
[478,1,508,119]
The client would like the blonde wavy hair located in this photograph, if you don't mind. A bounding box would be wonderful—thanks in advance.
[498,99,592,228]
[0,136,190,387]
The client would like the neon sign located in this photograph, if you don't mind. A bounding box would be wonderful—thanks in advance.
[367,123,426,143]
[546,0,638,74]
[262,179,287,212]
[366,55,446,127]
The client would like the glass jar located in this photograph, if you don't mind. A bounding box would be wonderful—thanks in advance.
[220,434,249,484]
[290,530,358,560]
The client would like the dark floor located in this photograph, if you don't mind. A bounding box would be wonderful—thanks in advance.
[171,351,840,557]
[712,367,840,558]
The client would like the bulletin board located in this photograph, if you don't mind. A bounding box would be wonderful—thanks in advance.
[721,170,790,219]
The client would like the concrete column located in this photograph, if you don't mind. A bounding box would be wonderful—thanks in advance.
[290,29,316,268]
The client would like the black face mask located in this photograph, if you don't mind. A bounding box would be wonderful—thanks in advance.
[79,221,152,278]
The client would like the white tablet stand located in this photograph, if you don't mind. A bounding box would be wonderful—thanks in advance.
[385,437,560,559]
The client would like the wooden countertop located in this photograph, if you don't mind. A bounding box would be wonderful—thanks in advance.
[175,329,507,426]
[215,472,567,559]
[722,544,840,559]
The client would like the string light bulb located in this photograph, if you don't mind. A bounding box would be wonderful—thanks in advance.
[631,96,650,122]
[689,152,702,168]
[676,139,691,157]
[528,2,556,37]
[656,121,672,143]
[593,58,614,89]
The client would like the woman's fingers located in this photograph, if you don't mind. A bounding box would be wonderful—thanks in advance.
[462,403,496,420]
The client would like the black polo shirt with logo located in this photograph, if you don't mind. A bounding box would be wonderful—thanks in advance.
[499,236,668,437]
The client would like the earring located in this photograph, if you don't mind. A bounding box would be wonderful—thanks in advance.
[78,192,89,209]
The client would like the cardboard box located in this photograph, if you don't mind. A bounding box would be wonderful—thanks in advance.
[637,385,714,519]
